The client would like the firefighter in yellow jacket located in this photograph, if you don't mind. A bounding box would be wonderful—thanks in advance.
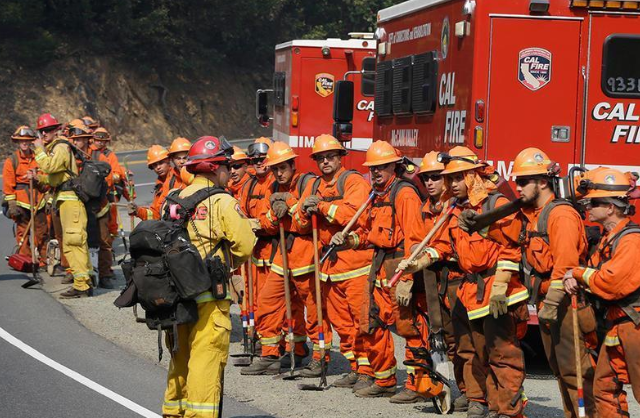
[162,136,255,418]
[33,113,94,298]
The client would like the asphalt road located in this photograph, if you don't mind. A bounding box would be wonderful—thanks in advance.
[0,146,270,418]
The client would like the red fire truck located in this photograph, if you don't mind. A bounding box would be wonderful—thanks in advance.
[334,0,640,181]
[256,34,376,170]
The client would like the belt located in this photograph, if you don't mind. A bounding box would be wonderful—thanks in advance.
[430,260,462,297]
[465,266,497,302]
[15,183,29,190]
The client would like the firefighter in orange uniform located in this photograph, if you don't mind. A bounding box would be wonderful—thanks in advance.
[237,138,275,330]
[241,142,331,376]
[168,137,191,172]
[3,126,48,263]
[91,127,127,238]
[564,168,640,418]
[399,146,528,418]
[297,135,375,389]
[228,146,251,201]
[127,145,177,221]
[498,148,596,418]
[418,151,471,411]
[353,140,436,401]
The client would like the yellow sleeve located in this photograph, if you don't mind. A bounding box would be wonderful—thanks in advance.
[218,195,256,269]
[34,143,72,175]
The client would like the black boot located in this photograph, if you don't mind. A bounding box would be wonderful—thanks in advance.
[240,356,281,376]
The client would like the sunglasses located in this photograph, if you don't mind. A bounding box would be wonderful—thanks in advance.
[369,163,391,172]
[231,163,246,170]
[515,178,539,187]
[421,174,443,182]
[312,153,340,162]
[251,157,266,164]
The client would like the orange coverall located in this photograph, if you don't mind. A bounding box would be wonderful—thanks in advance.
[296,168,373,375]
[134,169,183,221]
[426,196,528,416]
[514,197,596,418]
[2,150,48,260]
[421,200,469,397]
[255,173,331,360]
[364,176,429,390]
[572,218,640,418]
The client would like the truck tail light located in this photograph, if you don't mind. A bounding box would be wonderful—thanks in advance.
[623,1,639,8]
[606,1,622,7]
[292,95,299,111]
[475,100,485,123]
[474,126,484,149]
[291,111,299,127]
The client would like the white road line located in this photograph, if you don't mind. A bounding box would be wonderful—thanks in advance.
[0,326,161,418]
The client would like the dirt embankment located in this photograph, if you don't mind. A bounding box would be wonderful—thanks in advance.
[0,55,270,157]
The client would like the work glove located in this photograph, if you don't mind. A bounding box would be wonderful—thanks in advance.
[330,231,357,249]
[395,279,413,307]
[396,253,433,274]
[537,286,566,324]
[271,200,289,219]
[302,195,321,215]
[269,192,292,207]
[6,200,21,219]
[127,202,138,216]
[458,209,479,233]
[488,269,512,318]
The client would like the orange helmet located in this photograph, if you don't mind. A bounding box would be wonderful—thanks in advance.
[419,151,445,174]
[168,137,191,155]
[578,167,632,200]
[67,119,93,138]
[255,137,273,146]
[264,141,297,167]
[231,146,250,163]
[310,134,346,157]
[147,145,170,167]
[363,140,402,167]
[510,147,557,178]
[93,127,111,141]
[81,115,99,129]
[439,146,484,175]
[180,166,195,186]
[11,125,36,141]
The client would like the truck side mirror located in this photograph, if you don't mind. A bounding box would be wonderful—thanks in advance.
[332,81,354,142]
[256,89,271,128]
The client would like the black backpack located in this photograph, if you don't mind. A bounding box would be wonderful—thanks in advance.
[54,140,111,206]
[114,186,230,360]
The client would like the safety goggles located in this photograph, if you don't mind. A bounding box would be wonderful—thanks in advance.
[93,132,110,140]
[437,153,477,165]
[247,142,270,157]
[68,127,89,137]
[16,127,36,138]
[312,152,340,162]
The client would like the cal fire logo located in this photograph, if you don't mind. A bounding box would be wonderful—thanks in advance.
[518,48,552,91]
[315,73,335,97]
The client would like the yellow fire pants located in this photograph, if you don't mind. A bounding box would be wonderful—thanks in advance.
[163,298,231,418]
[58,200,93,291]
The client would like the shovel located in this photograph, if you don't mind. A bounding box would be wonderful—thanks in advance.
[232,263,253,367]
[572,294,586,418]
[22,179,43,289]
[299,214,329,391]
[273,223,302,381]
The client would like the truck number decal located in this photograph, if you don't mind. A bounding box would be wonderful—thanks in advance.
[592,102,640,144]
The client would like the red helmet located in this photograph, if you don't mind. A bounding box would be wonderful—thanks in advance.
[184,136,233,174]
[36,113,62,131]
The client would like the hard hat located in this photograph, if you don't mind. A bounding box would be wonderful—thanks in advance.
[310,134,346,157]
[168,137,191,155]
[578,167,632,200]
[510,147,556,178]
[248,137,272,157]
[419,151,445,174]
[67,119,93,138]
[81,116,99,129]
[413,367,445,399]
[264,141,298,167]
[230,146,250,163]
[439,146,484,175]
[184,136,234,174]
[180,166,195,185]
[93,127,111,141]
[147,145,170,167]
[11,125,36,141]
[362,140,402,167]
[36,113,61,131]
